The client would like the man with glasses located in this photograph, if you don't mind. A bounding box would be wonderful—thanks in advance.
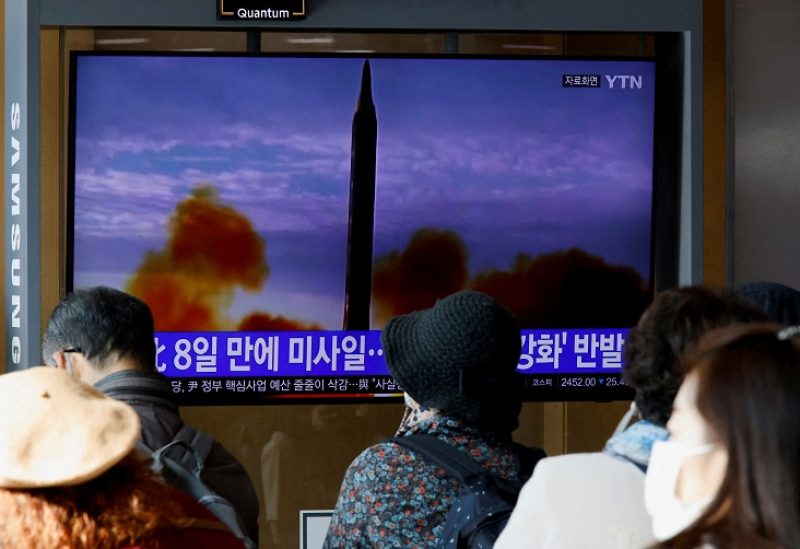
[42,286,260,544]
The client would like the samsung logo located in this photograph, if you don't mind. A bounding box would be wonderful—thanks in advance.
[8,100,23,365]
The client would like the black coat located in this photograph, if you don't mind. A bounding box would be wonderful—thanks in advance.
[95,369,260,543]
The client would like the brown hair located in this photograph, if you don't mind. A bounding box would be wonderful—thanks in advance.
[0,452,186,549]
[658,323,800,548]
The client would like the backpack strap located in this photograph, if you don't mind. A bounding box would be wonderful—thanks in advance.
[392,434,546,485]
[394,434,536,549]
[390,434,486,484]
[142,437,257,549]
[136,423,216,478]
[151,439,204,477]
[169,424,215,473]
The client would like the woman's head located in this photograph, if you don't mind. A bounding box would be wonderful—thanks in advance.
[648,323,800,547]
[382,291,523,433]
[0,367,184,548]
[624,286,767,426]
[645,371,729,541]
[0,367,140,488]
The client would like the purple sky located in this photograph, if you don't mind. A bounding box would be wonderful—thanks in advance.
[72,55,655,328]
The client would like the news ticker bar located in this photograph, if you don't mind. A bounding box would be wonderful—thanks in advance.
[156,328,629,378]
[166,373,631,404]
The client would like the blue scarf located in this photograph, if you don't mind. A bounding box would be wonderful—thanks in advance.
[603,419,668,471]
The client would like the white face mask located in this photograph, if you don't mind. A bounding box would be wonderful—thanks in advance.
[644,439,717,540]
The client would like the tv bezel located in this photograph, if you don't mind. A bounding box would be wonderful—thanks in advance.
[65,47,682,404]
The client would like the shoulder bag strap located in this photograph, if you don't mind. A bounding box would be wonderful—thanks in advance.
[390,434,485,483]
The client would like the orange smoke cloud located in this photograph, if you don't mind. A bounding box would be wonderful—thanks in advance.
[371,230,648,329]
[472,248,649,328]
[371,229,469,327]
[127,185,271,331]
[167,185,268,289]
[128,185,332,331]
[126,267,218,331]
[238,312,321,332]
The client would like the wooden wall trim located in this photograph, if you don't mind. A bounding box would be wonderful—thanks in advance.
[703,0,728,287]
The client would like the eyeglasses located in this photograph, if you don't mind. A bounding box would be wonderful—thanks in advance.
[48,347,82,370]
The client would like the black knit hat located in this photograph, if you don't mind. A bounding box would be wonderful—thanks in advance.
[382,291,523,433]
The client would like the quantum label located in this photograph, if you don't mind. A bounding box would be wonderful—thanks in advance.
[218,0,306,20]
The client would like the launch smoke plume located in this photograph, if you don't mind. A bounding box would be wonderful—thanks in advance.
[372,229,648,329]
[372,229,469,327]
[127,185,313,331]
[472,248,649,328]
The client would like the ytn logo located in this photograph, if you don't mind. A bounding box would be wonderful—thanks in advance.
[605,75,643,89]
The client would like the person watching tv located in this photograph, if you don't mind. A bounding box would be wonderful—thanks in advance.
[645,322,800,547]
[0,367,244,548]
[41,286,260,543]
[736,280,800,325]
[495,285,767,548]
[324,290,543,548]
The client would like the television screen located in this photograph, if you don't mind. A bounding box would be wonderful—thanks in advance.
[69,52,661,404]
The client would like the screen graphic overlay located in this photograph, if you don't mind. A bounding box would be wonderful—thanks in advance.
[69,54,655,403]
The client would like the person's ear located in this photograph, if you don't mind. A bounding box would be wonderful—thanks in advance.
[51,351,68,371]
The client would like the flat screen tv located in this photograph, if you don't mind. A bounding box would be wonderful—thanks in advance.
[68,51,678,404]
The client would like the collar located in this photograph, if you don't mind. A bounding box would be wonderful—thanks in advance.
[396,404,492,440]
[94,369,178,411]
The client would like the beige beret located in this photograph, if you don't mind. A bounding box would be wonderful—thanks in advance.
[0,366,140,488]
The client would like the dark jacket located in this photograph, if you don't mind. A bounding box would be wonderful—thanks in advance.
[95,370,260,543]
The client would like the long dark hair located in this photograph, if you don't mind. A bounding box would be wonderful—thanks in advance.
[658,323,800,548]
